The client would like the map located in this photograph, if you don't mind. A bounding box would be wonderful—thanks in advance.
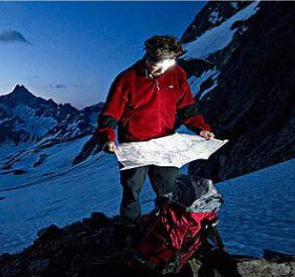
[115,133,228,170]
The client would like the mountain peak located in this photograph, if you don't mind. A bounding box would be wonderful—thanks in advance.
[11,84,36,97]
[0,84,38,108]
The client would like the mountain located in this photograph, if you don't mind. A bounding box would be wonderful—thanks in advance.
[1,1,295,262]
[0,85,103,186]
[0,85,77,145]
[181,1,252,44]
[177,1,295,181]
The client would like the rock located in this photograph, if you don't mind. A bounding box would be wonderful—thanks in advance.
[187,250,295,277]
[263,249,295,262]
[27,259,50,274]
[37,224,64,241]
[82,212,110,228]
[180,2,295,181]
[0,265,21,277]
[0,213,294,277]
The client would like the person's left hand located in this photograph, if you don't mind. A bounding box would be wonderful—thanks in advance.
[200,130,215,140]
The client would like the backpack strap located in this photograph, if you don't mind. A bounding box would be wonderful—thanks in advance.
[209,225,226,251]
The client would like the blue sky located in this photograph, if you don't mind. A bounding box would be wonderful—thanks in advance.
[0,1,205,109]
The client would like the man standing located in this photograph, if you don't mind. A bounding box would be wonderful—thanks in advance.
[96,35,215,225]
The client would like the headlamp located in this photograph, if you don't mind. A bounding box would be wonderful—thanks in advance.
[148,58,176,73]
[155,59,176,69]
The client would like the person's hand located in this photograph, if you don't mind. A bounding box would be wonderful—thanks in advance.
[102,141,117,154]
[200,130,215,140]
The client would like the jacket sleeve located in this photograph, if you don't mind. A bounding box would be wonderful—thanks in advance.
[96,74,128,146]
[176,67,212,134]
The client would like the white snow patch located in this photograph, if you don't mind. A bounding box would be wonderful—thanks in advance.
[199,83,219,100]
[188,68,220,98]
[6,105,57,138]
[0,142,28,160]
[208,9,220,24]
[0,137,90,191]
[183,1,260,60]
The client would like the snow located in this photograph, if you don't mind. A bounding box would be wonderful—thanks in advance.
[0,146,149,255]
[1,0,292,260]
[12,105,56,137]
[0,142,32,164]
[188,68,220,99]
[208,10,221,25]
[0,137,90,191]
[217,159,295,256]
[199,83,218,99]
[0,136,295,257]
[182,1,260,61]
[0,103,57,143]
[231,2,239,10]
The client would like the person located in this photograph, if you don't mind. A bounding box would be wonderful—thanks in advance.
[96,35,215,226]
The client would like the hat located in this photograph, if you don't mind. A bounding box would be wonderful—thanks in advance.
[144,35,184,62]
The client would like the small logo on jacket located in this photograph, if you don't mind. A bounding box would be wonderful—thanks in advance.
[168,85,174,89]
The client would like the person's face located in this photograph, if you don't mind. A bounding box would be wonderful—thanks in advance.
[145,58,176,77]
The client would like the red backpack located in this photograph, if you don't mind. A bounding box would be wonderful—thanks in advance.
[129,175,223,275]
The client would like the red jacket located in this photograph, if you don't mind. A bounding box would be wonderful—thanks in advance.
[96,59,212,145]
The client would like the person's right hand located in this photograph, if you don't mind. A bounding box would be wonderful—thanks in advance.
[102,141,117,154]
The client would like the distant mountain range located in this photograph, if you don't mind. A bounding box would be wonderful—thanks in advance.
[0,85,102,183]
[0,85,102,146]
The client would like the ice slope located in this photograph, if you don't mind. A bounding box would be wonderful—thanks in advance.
[182,1,260,61]
[1,141,295,257]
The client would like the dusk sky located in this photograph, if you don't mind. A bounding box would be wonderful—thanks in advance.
[0,1,205,109]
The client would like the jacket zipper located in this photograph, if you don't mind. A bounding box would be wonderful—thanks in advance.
[155,79,161,131]
[155,79,160,90]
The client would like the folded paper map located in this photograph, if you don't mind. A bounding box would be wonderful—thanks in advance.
[115,133,228,170]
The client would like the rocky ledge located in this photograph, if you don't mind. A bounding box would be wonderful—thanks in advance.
[0,212,294,277]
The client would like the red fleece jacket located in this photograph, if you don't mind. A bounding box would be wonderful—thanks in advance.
[96,59,212,145]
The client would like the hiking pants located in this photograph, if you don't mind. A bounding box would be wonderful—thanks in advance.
[119,164,179,223]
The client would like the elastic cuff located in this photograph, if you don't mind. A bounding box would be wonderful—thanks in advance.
[101,142,109,151]
[200,123,212,132]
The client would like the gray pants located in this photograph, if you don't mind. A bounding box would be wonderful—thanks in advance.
[119,164,179,223]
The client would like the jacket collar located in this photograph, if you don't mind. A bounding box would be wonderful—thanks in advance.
[134,59,150,78]
[134,58,168,79]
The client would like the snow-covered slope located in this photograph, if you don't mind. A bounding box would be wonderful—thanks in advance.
[182,1,260,61]
[180,1,260,101]
[179,1,295,182]
[0,85,103,190]
[1,149,295,257]
[0,137,89,191]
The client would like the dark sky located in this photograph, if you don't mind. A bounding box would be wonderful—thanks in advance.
[0,1,206,109]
